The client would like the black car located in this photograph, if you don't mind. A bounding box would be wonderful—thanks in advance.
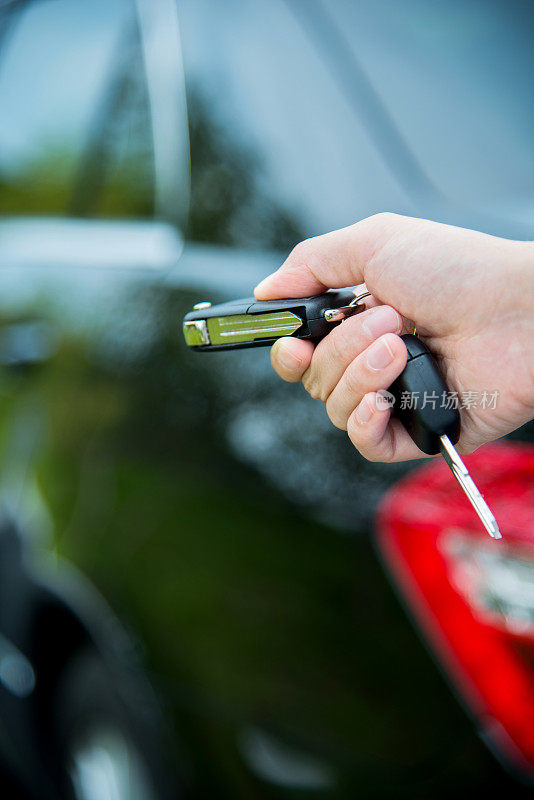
[0,1,533,797]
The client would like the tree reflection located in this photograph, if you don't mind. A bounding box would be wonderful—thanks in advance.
[187,86,305,250]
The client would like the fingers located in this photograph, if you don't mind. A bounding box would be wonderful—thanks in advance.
[271,334,430,462]
[269,308,429,463]
[254,213,400,300]
[301,305,402,401]
[347,393,429,462]
[325,333,408,430]
[271,301,407,398]
[270,302,402,389]
[270,337,314,382]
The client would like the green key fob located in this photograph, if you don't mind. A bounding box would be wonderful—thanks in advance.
[183,290,361,351]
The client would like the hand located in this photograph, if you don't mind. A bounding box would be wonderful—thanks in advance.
[254,213,534,462]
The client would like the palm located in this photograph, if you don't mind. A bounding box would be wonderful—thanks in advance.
[365,217,533,452]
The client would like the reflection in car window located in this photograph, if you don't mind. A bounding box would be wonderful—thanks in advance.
[179,0,534,242]
[0,0,154,219]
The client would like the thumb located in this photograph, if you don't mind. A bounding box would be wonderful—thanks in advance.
[254,213,396,300]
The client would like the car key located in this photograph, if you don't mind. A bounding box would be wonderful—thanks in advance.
[182,289,360,351]
[183,291,501,539]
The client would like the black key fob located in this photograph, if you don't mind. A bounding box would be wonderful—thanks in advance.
[390,334,460,455]
[183,290,359,351]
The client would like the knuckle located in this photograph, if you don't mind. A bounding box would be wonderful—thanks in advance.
[285,237,327,281]
[301,371,313,394]
[342,361,361,396]
[302,361,329,402]
[369,211,399,229]
[304,377,321,400]
[287,237,315,265]
[361,441,395,463]
[347,416,388,463]
[325,397,347,430]
[302,370,324,401]
[348,435,380,462]
[361,449,382,463]
[330,324,352,363]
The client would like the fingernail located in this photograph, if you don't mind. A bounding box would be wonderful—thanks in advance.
[366,336,395,370]
[274,343,301,372]
[362,306,401,339]
[356,396,373,424]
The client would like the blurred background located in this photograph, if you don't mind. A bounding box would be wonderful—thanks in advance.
[0,1,534,798]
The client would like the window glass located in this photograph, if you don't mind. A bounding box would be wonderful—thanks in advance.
[0,0,154,218]
[179,0,534,242]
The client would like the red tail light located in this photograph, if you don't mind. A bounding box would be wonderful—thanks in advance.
[376,443,534,778]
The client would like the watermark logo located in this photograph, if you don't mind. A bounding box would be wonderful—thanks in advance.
[383,390,499,411]
[376,389,395,411]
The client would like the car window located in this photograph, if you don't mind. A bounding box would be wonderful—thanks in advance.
[0,0,154,218]
[178,0,412,242]
[179,0,534,240]
[327,0,534,226]
[0,0,188,226]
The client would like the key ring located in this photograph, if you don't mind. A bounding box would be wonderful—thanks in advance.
[324,289,417,335]
[323,290,372,323]
[350,290,372,307]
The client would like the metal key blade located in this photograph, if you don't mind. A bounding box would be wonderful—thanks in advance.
[439,435,501,539]
[207,311,302,344]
